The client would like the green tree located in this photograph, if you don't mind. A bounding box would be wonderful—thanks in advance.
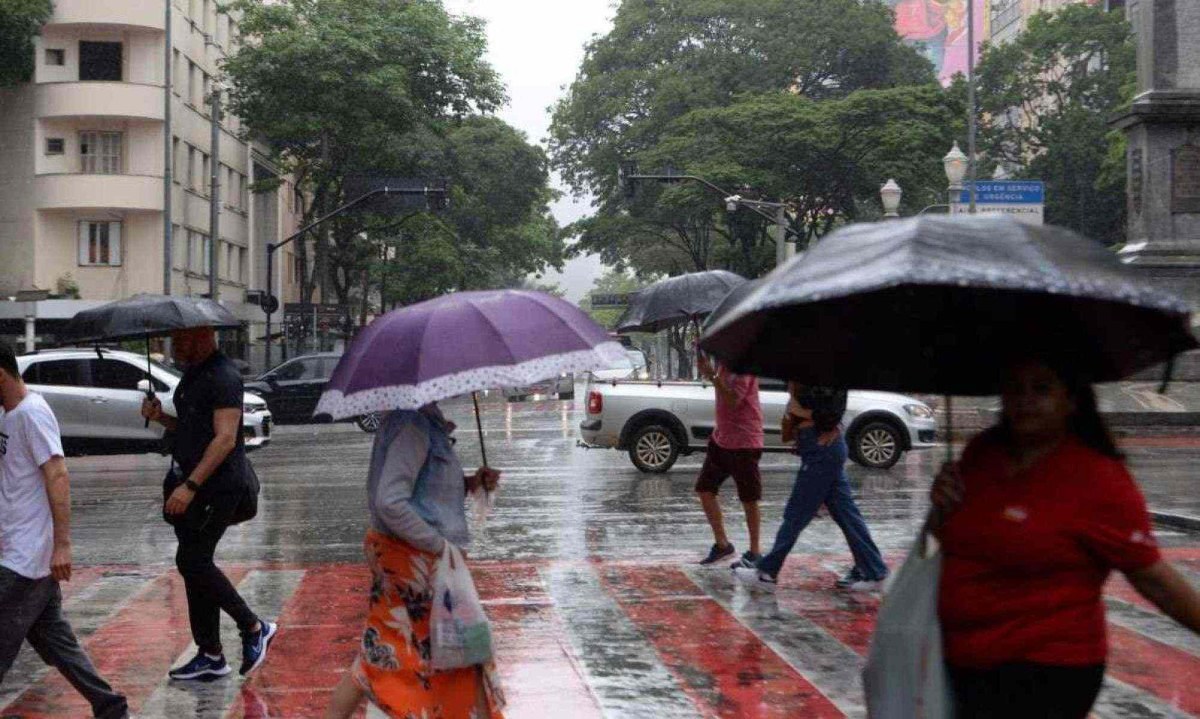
[0,0,52,86]
[975,3,1135,244]
[223,0,505,303]
[579,269,648,329]
[549,0,939,281]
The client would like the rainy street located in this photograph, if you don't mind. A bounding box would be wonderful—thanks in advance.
[2,393,1200,718]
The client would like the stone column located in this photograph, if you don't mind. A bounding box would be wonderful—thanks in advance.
[1114,0,1200,307]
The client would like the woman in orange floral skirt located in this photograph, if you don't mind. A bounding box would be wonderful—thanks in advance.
[324,406,504,719]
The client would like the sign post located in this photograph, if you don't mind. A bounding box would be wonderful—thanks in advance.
[954,181,1045,225]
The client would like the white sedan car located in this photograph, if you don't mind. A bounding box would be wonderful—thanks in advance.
[17,349,271,456]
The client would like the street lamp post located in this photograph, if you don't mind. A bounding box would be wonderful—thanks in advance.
[944,142,969,216]
[880,179,903,218]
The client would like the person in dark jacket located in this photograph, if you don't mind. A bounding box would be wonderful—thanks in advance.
[734,382,888,591]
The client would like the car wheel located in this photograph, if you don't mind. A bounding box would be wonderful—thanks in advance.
[356,412,383,433]
[628,424,680,473]
[849,420,903,469]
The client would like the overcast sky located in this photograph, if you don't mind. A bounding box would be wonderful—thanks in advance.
[442,0,614,302]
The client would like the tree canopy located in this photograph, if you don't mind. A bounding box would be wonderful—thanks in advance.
[550,0,953,280]
[223,0,561,315]
[0,0,52,86]
[976,3,1135,244]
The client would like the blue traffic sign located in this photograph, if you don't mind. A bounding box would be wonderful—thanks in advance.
[958,181,1044,204]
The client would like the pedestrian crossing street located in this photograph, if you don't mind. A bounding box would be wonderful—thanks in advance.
[3,550,1199,718]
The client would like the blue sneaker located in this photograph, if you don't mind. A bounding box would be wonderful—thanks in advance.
[169,651,231,681]
[699,543,736,566]
[730,551,762,570]
[240,620,278,676]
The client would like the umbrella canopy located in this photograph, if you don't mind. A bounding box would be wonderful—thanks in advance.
[316,290,626,419]
[62,294,241,343]
[617,270,746,334]
[702,278,764,333]
[699,215,1197,395]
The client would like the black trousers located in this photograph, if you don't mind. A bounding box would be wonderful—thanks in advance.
[948,662,1106,719]
[174,490,259,656]
[0,567,128,719]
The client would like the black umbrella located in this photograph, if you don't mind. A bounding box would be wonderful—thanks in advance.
[63,294,243,425]
[699,216,1197,454]
[617,270,746,334]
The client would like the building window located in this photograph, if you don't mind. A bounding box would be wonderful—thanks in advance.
[224,242,234,280]
[78,221,122,266]
[187,145,197,188]
[45,48,65,66]
[200,152,210,194]
[172,49,182,94]
[239,174,248,210]
[79,131,122,174]
[173,225,185,269]
[45,138,64,155]
[238,247,247,284]
[79,41,122,81]
[202,235,212,276]
[187,60,197,105]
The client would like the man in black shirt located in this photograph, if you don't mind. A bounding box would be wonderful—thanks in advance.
[142,327,277,681]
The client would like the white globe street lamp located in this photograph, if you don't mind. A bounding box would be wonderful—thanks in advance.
[944,142,969,214]
[880,178,903,218]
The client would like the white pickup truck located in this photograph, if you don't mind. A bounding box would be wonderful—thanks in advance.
[578,377,937,472]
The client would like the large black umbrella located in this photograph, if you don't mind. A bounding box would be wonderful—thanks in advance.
[63,294,243,426]
[63,294,241,343]
[699,215,1197,396]
[617,270,746,334]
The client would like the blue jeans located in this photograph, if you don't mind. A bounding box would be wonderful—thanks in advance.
[757,433,888,580]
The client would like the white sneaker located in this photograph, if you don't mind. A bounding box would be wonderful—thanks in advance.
[732,565,777,592]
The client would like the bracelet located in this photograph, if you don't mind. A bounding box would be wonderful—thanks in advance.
[184,479,202,492]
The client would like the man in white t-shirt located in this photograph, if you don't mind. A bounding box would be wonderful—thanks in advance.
[0,343,128,719]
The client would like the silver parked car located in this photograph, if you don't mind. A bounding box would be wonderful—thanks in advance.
[579,377,936,472]
[16,349,272,456]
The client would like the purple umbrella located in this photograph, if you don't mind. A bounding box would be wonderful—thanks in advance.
[316,290,625,464]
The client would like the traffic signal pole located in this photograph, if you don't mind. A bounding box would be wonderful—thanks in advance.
[263,184,446,368]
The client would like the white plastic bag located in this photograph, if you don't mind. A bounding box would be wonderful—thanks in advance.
[469,488,495,524]
[430,542,494,671]
[862,529,955,719]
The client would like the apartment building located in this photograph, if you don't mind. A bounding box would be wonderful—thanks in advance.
[987,0,1127,45]
[0,0,309,366]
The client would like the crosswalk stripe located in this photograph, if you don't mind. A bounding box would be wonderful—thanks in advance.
[543,563,702,718]
[0,569,149,710]
[686,567,868,718]
[1094,677,1194,719]
[1107,625,1200,715]
[135,569,305,718]
[1106,597,1200,659]
[601,564,844,718]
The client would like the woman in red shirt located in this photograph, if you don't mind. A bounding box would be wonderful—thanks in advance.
[931,358,1200,718]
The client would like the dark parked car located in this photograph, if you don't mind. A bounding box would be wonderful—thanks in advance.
[245,353,382,432]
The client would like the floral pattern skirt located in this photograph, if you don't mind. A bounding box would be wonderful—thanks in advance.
[354,530,506,719]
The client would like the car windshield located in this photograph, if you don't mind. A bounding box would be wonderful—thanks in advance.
[625,351,646,368]
[604,355,635,370]
[150,358,182,379]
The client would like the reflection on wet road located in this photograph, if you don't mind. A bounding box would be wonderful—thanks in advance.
[2,395,1198,717]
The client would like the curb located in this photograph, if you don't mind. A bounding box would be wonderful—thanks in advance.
[1151,512,1200,533]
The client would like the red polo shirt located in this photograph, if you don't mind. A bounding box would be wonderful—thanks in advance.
[938,433,1161,668]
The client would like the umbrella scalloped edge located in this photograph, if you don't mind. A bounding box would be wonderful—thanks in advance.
[314,342,627,419]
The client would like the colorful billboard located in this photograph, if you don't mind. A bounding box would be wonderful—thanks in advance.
[885,0,987,86]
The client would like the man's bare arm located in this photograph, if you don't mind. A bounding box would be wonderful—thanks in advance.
[42,456,73,581]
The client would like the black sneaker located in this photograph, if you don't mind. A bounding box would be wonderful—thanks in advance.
[699,543,736,566]
[836,567,887,592]
[730,551,762,570]
[732,565,778,592]
[169,651,231,681]
[240,620,278,676]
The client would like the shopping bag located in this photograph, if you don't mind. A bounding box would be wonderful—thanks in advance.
[862,528,955,719]
[430,542,494,670]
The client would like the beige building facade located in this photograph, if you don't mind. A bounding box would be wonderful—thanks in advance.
[0,0,309,365]
[988,0,1128,45]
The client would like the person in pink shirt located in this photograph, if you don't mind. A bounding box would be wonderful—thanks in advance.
[695,352,764,567]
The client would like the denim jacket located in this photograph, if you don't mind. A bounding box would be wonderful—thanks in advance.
[366,407,470,553]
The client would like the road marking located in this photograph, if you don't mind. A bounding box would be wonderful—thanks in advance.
[138,569,304,718]
[543,563,702,718]
[1094,676,1194,719]
[686,566,867,718]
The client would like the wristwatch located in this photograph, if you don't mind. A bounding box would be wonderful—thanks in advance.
[184,479,202,492]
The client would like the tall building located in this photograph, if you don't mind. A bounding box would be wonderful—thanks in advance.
[987,0,1109,45]
[0,0,309,367]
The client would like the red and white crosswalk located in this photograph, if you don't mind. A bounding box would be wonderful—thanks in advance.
[3,550,1200,718]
